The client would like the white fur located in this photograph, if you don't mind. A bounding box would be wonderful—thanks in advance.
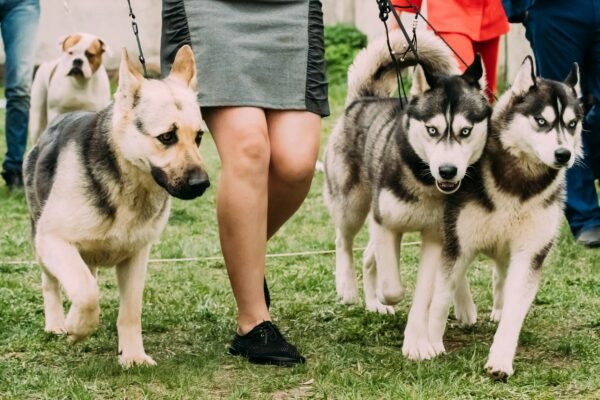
[407,114,488,185]
[29,33,111,143]
[347,29,459,102]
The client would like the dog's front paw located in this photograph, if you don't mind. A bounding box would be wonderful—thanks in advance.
[65,304,100,342]
[484,355,514,381]
[430,339,446,356]
[45,321,67,335]
[455,302,477,327]
[336,275,359,304]
[376,283,404,306]
[365,298,395,315]
[119,352,157,368]
[402,336,443,360]
[489,308,502,322]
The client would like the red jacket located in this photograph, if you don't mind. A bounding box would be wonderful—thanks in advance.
[392,0,509,42]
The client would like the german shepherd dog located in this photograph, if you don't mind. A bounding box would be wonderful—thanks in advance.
[24,45,209,367]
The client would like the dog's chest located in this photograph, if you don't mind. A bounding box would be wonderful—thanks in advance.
[376,188,442,231]
[47,78,104,114]
[77,198,171,266]
[48,90,100,114]
[455,195,562,255]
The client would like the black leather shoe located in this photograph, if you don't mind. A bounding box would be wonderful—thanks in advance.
[229,321,305,366]
[576,226,600,248]
[1,169,23,190]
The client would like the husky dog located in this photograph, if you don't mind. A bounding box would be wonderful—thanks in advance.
[23,45,209,367]
[416,57,583,379]
[323,29,491,335]
[30,33,112,143]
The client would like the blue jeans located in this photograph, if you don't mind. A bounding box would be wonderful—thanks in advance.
[0,0,39,174]
[525,0,600,237]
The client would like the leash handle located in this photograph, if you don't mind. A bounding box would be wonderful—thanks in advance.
[126,0,148,77]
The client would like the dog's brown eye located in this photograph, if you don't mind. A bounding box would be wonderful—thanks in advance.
[85,50,92,59]
[195,131,203,146]
[157,131,178,145]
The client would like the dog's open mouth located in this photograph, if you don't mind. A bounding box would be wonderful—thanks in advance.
[67,67,84,78]
[435,180,461,194]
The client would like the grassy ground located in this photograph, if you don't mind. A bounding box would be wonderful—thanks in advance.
[1,84,600,400]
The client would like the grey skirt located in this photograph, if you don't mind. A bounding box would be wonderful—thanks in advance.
[161,0,329,116]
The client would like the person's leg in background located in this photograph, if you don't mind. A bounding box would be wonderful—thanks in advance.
[439,32,501,103]
[576,1,600,244]
[525,0,600,247]
[0,0,40,189]
[436,31,474,73]
[474,37,501,102]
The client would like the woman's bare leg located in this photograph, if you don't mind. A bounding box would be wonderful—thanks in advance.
[265,110,321,239]
[203,107,271,334]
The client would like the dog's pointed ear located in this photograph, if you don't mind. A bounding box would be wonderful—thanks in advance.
[411,64,432,95]
[512,56,536,96]
[169,45,197,90]
[462,54,486,90]
[564,62,581,98]
[118,47,143,95]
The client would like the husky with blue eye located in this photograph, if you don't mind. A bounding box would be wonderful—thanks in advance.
[323,30,491,359]
[24,45,209,368]
[417,57,583,380]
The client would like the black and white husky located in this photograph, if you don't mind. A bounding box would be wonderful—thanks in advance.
[24,45,209,367]
[411,57,583,379]
[323,29,491,333]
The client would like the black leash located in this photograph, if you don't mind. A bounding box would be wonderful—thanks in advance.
[378,0,497,101]
[377,0,419,107]
[126,0,148,77]
[397,0,469,68]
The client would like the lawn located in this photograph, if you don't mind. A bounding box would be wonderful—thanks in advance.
[1,82,600,399]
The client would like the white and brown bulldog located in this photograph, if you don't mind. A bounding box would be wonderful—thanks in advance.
[29,32,111,143]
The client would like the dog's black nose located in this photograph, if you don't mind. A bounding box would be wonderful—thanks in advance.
[554,148,571,164]
[73,58,83,67]
[188,170,210,191]
[439,164,458,179]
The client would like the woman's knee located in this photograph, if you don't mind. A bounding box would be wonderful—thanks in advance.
[207,109,271,174]
[223,132,270,178]
[270,151,317,187]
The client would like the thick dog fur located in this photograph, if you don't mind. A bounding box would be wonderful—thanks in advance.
[24,45,209,368]
[323,29,491,356]
[413,57,583,379]
[29,33,112,143]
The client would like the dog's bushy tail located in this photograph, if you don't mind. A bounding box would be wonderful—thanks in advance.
[346,29,459,103]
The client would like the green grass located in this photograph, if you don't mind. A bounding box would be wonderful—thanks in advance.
[1,85,600,400]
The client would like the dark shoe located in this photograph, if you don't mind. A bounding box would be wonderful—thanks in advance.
[229,321,305,366]
[1,169,23,190]
[576,226,600,248]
